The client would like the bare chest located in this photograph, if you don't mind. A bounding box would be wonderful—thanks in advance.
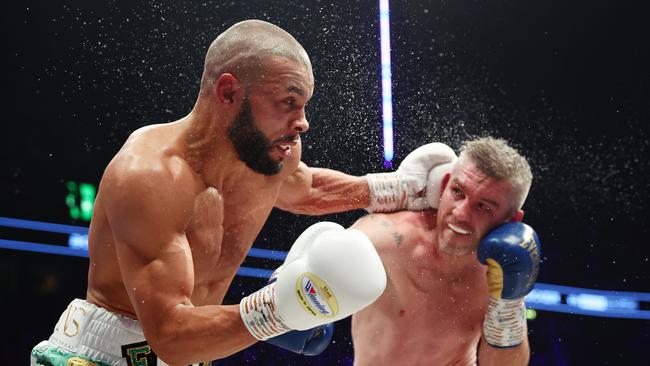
[353,257,489,362]
[388,266,487,333]
[184,186,278,302]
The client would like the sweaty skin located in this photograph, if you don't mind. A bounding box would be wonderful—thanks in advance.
[351,158,530,366]
[351,211,488,366]
[84,21,371,365]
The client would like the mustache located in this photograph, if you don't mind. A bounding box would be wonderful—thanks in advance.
[271,135,300,145]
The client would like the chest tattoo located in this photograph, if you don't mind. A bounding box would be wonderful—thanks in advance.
[392,231,404,247]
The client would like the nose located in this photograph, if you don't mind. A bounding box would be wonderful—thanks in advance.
[292,115,309,134]
[451,199,471,223]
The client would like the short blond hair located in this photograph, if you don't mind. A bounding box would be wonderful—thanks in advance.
[459,137,532,210]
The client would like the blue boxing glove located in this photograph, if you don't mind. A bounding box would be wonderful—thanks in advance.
[477,222,541,348]
[265,323,334,356]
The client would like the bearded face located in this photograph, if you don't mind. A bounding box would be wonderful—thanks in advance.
[227,98,284,176]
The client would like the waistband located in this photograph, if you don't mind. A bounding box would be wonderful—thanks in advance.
[49,298,153,365]
[48,299,213,366]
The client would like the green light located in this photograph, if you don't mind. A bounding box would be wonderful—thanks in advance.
[79,183,96,221]
[69,206,80,220]
[66,181,77,192]
[65,194,76,207]
[65,181,97,222]
[79,183,96,198]
[526,308,537,320]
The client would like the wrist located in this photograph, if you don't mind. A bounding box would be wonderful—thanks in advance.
[483,297,526,348]
[365,173,406,212]
[240,283,291,340]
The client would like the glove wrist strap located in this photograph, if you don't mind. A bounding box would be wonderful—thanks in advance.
[483,297,526,348]
[366,173,407,213]
[240,283,291,340]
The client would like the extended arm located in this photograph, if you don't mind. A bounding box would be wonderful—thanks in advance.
[275,162,370,215]
[275,143,458,215]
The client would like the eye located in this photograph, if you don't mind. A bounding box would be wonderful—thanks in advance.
[452,187,463,198]
[478,202,492,212]
[284,97,296,107]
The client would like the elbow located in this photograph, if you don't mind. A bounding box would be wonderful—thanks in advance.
[276,201,317,215]
[281,206,315,215]
[286,206,323,216]
[279,195,332,215]
[145,321,190,366]
[148,333,185,366]
[147,327,233,365]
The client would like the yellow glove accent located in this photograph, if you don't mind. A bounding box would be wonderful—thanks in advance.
[486,258,504,298]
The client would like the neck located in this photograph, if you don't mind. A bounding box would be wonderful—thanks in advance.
[178,106,248,187]
[434,249,481,281]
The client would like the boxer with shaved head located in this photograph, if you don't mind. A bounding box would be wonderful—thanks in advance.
[30,20,456,365]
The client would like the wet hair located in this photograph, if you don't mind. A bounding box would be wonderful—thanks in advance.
[459,137,533,210]
[199,19,312,96]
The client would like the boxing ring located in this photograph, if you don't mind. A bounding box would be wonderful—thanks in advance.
[5,1,650,364]
[5,0,646,323]
[2,215,649,321]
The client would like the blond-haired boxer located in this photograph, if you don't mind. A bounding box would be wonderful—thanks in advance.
[351,137,541,366]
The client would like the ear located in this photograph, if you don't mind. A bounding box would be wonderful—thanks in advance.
[215,73,241,105]
[510,209,524,222]
[439,172,451,196]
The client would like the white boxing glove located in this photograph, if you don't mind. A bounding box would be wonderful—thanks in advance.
[366,142,457,212]
[240,222,386,340]
[268,222,343,283]
[425,159,457,209]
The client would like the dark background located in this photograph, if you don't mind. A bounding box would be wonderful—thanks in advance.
[2,0,649,364]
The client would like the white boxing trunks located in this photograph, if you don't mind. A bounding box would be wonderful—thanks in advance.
[30,298,212,366]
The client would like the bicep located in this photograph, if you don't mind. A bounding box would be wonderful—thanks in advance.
[103,169,196,332]
[113,230,194,317]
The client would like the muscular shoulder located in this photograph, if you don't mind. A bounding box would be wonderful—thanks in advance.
[108,125,191,183]
[102,131,198,232]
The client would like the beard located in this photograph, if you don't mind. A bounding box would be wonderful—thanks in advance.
[227,98,283,176]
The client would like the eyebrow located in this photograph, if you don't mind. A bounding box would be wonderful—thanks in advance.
[452,179,500,208]
[286,85,306,97]
[480,198,500,208]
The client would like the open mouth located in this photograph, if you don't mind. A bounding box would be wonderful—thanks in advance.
[448,223,470,235]
[274,144,292,157]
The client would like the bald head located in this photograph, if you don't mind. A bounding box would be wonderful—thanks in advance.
[199,20,312,96]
